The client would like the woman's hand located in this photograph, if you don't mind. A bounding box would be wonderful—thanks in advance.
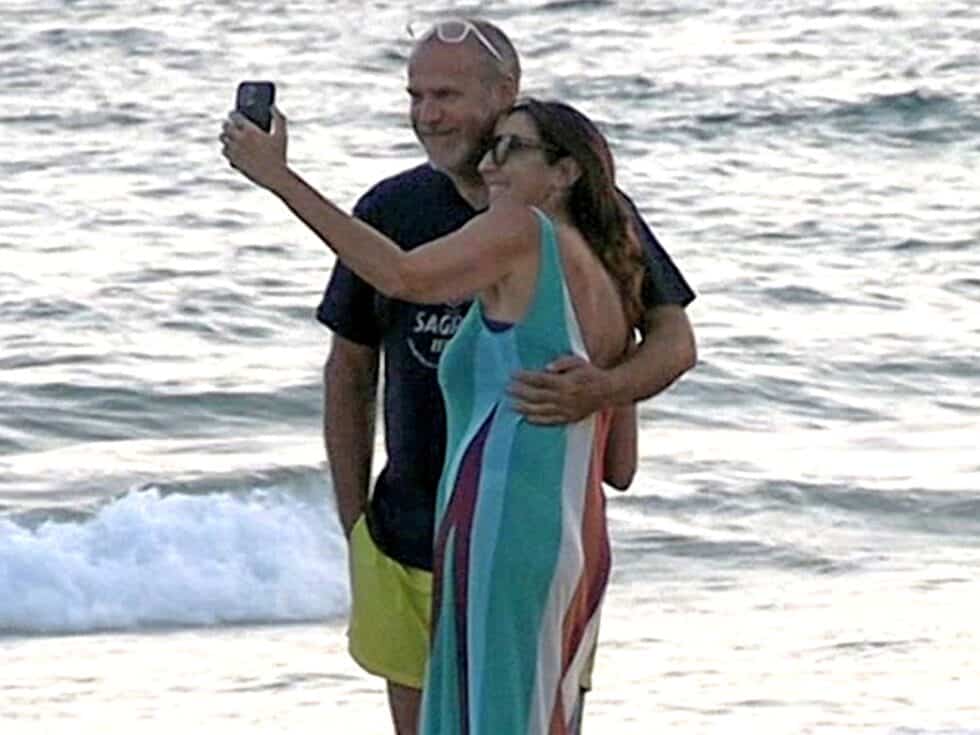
[219,106,290,192]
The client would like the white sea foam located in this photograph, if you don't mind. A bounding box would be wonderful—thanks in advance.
[0,487,348,635]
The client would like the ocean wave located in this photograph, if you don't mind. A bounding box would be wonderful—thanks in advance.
[615,480,980,540]
[540,0,615,11]
[759,284,838,305]
[830,89,951,117]
[0,296,101,322]
[34,26,167,54]
[944,277,980,301]
[892,237,974,252]
[0,376,322,454]
[615,529,846,574]
[677,89,975,145]
[0,486,347,636]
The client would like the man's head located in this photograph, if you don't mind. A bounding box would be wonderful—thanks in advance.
[407,19,520,179]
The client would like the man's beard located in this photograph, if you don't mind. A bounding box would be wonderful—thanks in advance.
[420,126,495,177]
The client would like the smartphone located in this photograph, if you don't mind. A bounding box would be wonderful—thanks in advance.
[235,81,276,132]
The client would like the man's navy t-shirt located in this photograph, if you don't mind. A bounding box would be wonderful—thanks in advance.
[317,163,694,571]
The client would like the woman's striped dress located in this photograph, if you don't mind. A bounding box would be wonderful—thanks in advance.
[420,210,613,735]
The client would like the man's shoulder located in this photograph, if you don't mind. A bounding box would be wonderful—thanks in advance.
[616,187,697,308]
[354,162,475,245]
[358,162,455,210]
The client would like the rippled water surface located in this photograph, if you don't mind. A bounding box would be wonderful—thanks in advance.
[1,1,978,733]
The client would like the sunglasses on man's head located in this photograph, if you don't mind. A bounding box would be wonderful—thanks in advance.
[407,19,505,62]
[488,134,563,167]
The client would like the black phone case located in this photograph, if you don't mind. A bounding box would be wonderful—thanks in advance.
[236,81,276,132]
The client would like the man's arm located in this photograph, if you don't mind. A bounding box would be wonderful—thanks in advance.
[508,304,696,424]
[603,403,637,490]
[323,335,380,537]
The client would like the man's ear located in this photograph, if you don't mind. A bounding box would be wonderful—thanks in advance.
[494,73,519,108]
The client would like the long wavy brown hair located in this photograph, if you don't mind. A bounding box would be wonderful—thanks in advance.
[511,98,647,331]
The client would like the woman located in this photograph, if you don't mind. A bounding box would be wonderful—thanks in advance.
[222,98,642,734]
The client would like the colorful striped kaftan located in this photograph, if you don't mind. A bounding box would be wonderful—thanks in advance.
[420,209,613,735]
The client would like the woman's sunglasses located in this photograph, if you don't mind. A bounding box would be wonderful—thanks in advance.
[407,19,505,63]
[488,134,564,167]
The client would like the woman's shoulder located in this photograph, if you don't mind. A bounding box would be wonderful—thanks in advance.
[472,199,541,248]
[556,227,631,367]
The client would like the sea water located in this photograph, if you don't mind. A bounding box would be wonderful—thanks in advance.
[1,0,978,732]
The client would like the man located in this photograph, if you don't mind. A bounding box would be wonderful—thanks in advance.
[317,19,696,735]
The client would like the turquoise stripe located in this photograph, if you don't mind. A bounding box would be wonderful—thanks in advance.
[481,421,566,731]
[467,328,519,715]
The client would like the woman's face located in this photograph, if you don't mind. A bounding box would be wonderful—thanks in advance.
[478,111,561,206]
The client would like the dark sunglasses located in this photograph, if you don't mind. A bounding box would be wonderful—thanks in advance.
[488,134,563,167]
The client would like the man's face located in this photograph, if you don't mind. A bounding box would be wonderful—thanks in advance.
[407,41,512,177]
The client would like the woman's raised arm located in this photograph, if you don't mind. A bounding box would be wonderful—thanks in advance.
[220,109,536,305]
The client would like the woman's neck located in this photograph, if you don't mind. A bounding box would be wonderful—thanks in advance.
[536,198,573,227]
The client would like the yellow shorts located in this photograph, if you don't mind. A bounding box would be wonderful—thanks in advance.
[347,516,432,690]
[346,515,598,692]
